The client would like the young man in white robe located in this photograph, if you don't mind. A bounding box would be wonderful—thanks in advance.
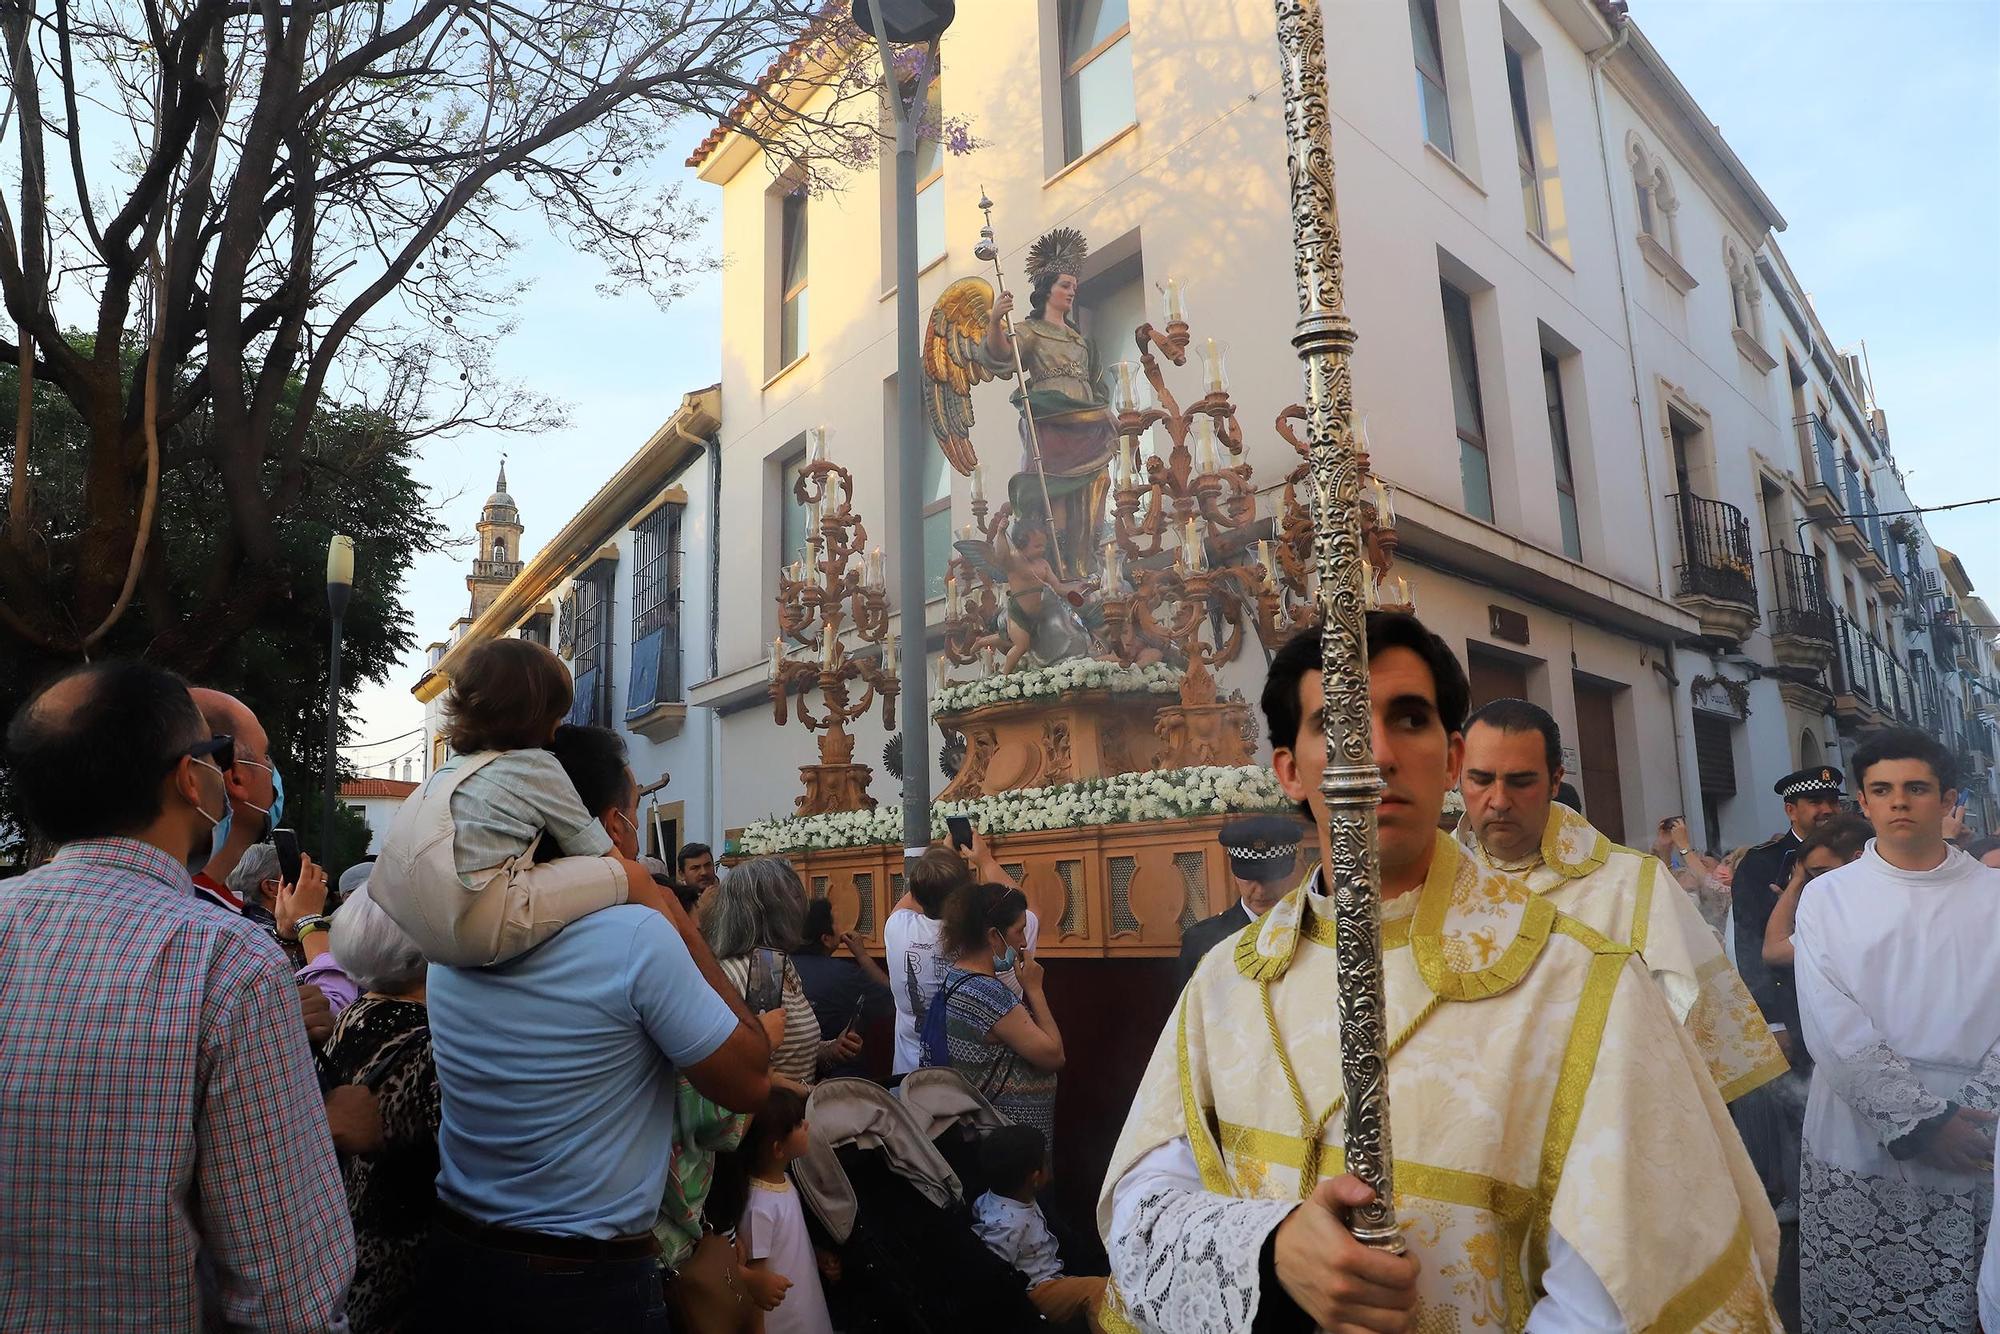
[1792,725,2000,1331]
[1099,614,1781,1333]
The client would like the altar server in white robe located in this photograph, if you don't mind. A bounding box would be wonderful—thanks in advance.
[1793,726,2000,1332]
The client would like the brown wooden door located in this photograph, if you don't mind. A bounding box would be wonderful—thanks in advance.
[1467,649,1530,710]
[1572,677,1627,844]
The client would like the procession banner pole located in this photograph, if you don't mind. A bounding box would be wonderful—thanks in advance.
[975,189,1069,581]
[1272,0,1402,1249]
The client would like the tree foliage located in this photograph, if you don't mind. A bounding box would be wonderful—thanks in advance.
[0,0,881,684]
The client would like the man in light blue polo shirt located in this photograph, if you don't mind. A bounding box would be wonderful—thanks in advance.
[424,729,769,1333]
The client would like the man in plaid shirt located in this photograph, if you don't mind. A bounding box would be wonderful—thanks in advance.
[0,662,355,1331]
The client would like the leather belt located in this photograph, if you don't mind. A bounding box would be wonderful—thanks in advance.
[435,1203,660,1263]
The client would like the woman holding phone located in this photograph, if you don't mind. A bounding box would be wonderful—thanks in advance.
[926,882,1065,1136]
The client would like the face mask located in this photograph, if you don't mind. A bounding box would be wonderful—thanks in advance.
[188,759,233,874]
[993,944,1019,971]
[238,759,284,837]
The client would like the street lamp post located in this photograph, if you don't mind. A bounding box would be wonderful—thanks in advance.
[855,0,954,874]
[322,535,355,866]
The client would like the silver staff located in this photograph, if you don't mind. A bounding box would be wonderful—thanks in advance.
[1271,0,1401,1249]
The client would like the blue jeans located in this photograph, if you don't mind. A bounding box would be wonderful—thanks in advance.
[423,1226,670,1333]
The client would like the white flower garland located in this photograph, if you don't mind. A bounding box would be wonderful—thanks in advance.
[933,659,1184,715]
[733,763,1294,855]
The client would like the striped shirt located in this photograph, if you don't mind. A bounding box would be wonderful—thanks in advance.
[0,839,355,1331]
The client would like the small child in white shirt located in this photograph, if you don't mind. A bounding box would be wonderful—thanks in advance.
[971,1124,1108,1333]
[370,638,654,966]
[708,1086,835,1334]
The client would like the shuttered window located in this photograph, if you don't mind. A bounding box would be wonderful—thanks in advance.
[1693,712,1737,798]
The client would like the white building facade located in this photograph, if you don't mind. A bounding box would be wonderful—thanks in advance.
[416,0,1999,854]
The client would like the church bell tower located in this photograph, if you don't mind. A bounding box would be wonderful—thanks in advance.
[469,458,525,619]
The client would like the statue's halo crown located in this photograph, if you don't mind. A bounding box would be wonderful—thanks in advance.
[1025,227,1089,285]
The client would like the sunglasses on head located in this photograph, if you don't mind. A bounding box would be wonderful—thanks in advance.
[186,734,236,773]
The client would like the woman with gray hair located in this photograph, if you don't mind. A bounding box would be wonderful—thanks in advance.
[318,886,439,1334]
[703,856,861,1086]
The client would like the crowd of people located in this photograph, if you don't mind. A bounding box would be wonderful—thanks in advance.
[1,611,1995,1332]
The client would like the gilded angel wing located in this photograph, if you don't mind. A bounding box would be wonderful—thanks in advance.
[922,276,996,476]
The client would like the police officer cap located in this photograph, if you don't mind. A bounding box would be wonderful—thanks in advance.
[1774,765,1844,800]
[1220,815,1303,884]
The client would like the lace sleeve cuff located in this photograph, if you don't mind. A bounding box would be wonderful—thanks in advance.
[1109,1186,1298,1334]
[1821,1039,1951,1145]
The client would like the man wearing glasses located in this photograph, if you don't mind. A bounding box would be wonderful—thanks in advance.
[0,662,354,1330]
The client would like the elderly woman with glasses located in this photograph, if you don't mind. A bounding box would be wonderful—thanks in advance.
[702,856,862,1087]
[318,885,439,1334]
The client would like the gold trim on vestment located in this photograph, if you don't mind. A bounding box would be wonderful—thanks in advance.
[1629,853,1656,953]
[1530,946,1627,1288]
[1538,803,1610,879]
[1176,994,1230,1194]
[1650,1216,1758,1333]
[1718,1051,1792,1104]
[1412,842,1559,1001]
[1216,1123,1537,1333]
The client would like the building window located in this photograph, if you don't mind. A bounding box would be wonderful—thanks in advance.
[518,611,551,648]
[1626,134,1680,256]
[922,442,952,602]
[628,504,683,717]
[1542,349,1582,560]
[1505,44,1542,239]
[567,565,615,728]
[1409,0,1454,157]
[1440,280,1492,521]
[1059,0,1134,164]
[778,447,811,578]
[916,84,946,264]
[778,191,808,368]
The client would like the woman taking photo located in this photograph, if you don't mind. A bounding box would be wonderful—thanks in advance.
[926,882,1065,1135]
[704,856,863,1087]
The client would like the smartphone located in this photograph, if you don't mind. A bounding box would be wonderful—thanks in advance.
[843,995,867,1036]
[946,815,975,851]
[272,828,302,887]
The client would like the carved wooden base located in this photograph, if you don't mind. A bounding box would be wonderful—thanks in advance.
[1153,699,1258,770]
[796,764,877,816]
[750,813,1315,956]
[936,690,1167,802]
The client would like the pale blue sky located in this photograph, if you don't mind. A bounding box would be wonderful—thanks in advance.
[346,0,2000,762]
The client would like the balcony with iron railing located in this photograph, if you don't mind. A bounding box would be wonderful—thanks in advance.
[1795,415,1844,522]
[1768,548,1836,670]
[471,558,524,580]
[1832,613,1883,724]
[1669,493,1760,643]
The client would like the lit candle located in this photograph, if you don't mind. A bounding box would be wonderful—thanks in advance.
[822,630,838,670]
[1103,541,1119,589]
[945,575,957,614]
[1163,276,1188,325]
[769,635,783,682]
[971,466,985,503]
[1362,574,1379,611]
[1201,338,1229,394]
[1118,437,1136,488]
[1396,576,1414,609]
[958,522,975,543]
[867,546,884,587]
[1376,478,1397,526]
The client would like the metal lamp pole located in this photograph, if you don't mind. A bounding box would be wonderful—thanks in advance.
[322,535,355,866]
[856,0,953,875]
[1271,0,1402,1248]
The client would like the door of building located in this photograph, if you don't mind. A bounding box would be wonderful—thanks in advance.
[1571,677,1627,844]
[1467,649,1530,711]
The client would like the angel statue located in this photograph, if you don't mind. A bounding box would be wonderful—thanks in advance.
[923,223,1118,585]
[955,515,1097,673]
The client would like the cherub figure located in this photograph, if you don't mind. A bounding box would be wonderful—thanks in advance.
[961,517,1096,673]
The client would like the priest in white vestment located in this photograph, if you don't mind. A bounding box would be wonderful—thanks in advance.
[1793,727,2000,1332]
[1456,698,1788,1103]
[1101,616,1781,1333]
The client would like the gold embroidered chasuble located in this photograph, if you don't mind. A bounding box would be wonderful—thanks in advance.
[1099,833,1781,1333]
[1461,803,1787,1103]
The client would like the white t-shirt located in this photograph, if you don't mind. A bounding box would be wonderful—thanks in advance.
[885,907,946,1075]
[746,1177,833,1334]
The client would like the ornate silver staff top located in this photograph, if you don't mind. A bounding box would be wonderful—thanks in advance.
[1271,0,1401,1250]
